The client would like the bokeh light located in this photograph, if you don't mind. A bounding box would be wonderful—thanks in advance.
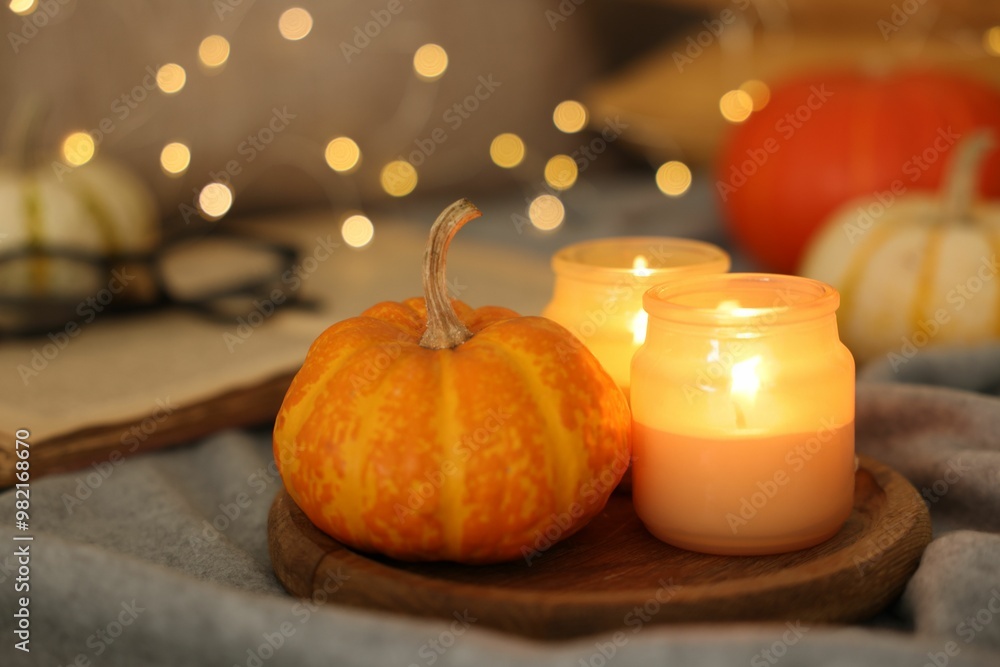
[739,79,771,111]
[198,35,231,69]
[380,161,418,197]
[341,214,374,248]
[553,100,588,133]
[655,161,692,197]
[8,0,37,15]
[156,64,186,95]
[324,137,361,173]
[160,142,191,176]
[489,133,525,169]
[528,195,565,231]
[413,44,448,81]
[61,132,95,166]
[198,183,233,220]
[544,155,578,191]
[985,27,1000,56]
[720,89,753,123]
[279,8,313,41]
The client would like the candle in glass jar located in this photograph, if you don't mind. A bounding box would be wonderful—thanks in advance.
[542,238,730,395]
[631,274,855,555]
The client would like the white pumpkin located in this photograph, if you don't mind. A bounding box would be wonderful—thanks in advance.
[800,131,1000,365]
[0,153,158,299]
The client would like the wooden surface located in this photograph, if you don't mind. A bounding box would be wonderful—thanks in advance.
[268,455,932,639]
[0,372,294,486]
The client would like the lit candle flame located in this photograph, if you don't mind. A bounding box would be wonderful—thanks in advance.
[631,310,648,346]
[630,256,652,345]
[730,355,762,428]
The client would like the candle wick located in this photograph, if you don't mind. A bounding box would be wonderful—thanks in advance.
[734,403,747,429]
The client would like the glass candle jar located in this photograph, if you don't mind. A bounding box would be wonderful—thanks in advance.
[542,237,730,395]
[631,274,855,555]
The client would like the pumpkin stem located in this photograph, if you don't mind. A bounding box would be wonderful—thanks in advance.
[419,199,481,350]
[943,130,994,221]
[4,97,49,171]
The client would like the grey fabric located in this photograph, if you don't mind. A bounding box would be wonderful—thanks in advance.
[859,343,1000,397]
[2,352,1000,666]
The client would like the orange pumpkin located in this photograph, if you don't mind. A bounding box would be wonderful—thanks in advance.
[273,199,631,563]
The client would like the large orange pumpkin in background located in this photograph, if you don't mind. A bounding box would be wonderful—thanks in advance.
[274,200,631,564]
[717,70,1000,273]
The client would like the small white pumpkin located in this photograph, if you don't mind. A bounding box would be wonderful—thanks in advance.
[800,131,1000,365]
[0,107,158,300]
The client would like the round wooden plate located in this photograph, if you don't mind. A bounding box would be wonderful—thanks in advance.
[268,455,931,639]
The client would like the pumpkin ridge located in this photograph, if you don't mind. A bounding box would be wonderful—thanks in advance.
[351,347,441,553]
[280,323,414,437]
[477,333,577,513]
[434,350,466,557]
[836,219,899,338]
[300,344,426,549]
[910,226,945,338]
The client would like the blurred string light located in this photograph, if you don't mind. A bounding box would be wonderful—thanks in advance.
[544,155,578,190]
[198,35,231,70]
[552,100,588,134]
[985,27,1000,56]
[198,183,233,220]
[160,142,191,176]
[489,133,525,168]
[324,137,361,173]
[8,0,36,15]
[739,79,770,111]
[341,214,374,248]
[156,64,186,94]
[655,161,692,197]
[413,43,448,81]
[380,160,418,197]
[528,194,564,231]
[279,7,313,41]
[61,132,95,166]
[719,89,753,123]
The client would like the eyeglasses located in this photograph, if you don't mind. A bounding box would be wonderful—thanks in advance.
[0,218,311,337]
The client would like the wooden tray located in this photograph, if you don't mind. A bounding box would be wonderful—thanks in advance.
[268,455,931,639]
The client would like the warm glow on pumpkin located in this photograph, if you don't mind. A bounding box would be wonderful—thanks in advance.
[528,194,564,231]
[413,44,448,81]
[553,100,588,134]
[160,142,191,176]
[544,155,578,190]
[156,64,186,94]
[380,161,418,197]
[198,35,231,69]
[489,133,525,169]
[325,137,361,173]
[62,132,96,166]
[656,161,692,197]
[279,8,313,40]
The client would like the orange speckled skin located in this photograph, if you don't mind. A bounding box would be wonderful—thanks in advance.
[273,297,631,564]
